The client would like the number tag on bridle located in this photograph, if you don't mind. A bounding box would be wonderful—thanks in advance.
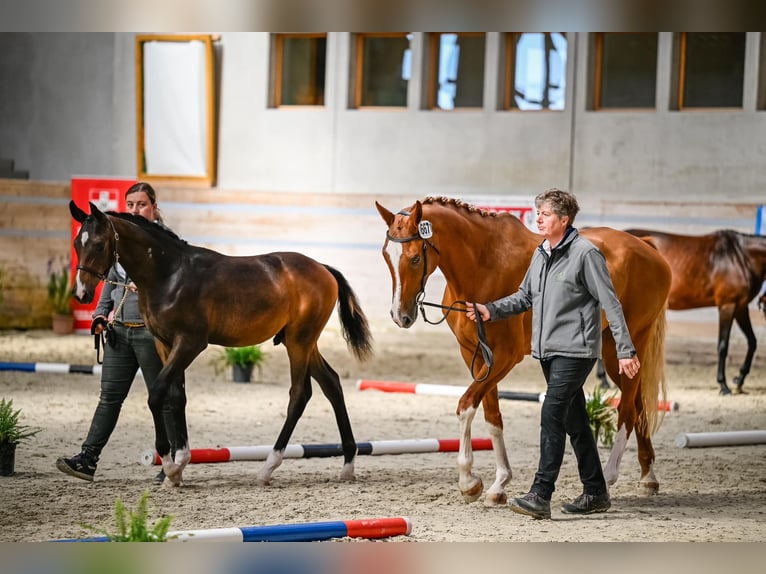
[418,220,433,239]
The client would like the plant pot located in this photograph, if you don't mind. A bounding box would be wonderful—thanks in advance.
[52,313,74,335]
[232,363,253,383]
[0,441,17,476]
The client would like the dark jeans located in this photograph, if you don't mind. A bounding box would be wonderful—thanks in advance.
[81,324,176,463]
[530,356,607,500]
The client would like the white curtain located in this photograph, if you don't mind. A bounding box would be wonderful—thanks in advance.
[143,40,207,176]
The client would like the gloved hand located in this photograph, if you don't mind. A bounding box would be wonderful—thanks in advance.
[91,316,108,335]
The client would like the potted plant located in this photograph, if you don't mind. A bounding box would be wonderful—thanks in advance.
[0,398,42,476]
[47,259,74,335]
[211,345,266,383]
[585,385,618,449]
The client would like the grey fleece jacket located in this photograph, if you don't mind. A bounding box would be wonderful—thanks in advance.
[93,263,143,324]
[485,227,636,361]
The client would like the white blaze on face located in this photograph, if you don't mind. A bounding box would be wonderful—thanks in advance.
[74,231,90,299]
[384,240,404,321]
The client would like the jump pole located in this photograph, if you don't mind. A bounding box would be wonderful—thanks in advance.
[0,361,103,375]
[675,430,766,448]
[140,437,494,466]
[0,361,145,378]
[54,516,412,542]
[356,379,678,411]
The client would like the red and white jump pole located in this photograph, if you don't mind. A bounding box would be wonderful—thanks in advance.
[356,379,679,411]
[675,430,766,448]
[140,437,494,466]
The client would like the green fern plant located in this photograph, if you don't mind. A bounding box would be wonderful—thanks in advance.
[86,490,174,542]
[0,398,41,445]
[585,385,618,448]
[47,262,72,315]
[210,345,266,376]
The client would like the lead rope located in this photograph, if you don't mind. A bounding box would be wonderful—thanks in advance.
[418,299,494,383]
[94,284,129,364]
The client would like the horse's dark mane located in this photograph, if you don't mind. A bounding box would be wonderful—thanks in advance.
[106,211,187,245]
[422,196,500,218]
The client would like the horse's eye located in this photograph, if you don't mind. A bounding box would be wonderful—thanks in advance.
[95,242,106,253]
[411,255,421,266]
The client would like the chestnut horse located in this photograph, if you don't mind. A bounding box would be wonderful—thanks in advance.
[376,197,671,505]
[624,229,766,395]
[70,201,373,486]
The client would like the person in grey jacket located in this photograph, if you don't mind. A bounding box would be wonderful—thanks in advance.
[56,182,179,482]
[466,188,640,519]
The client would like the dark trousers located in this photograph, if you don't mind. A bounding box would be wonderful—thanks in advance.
[81,324,177,462]
[530,356,607,500]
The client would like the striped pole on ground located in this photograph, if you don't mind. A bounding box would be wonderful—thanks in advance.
[140,437,494,466]
[356,379,678,411]
[55,516,412,542]
[675,430,766,448]
[0,361,103,375]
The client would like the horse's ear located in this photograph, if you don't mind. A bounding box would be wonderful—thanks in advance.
[375,201,396,227]
[412,201,423,223]
[88,201,107,221]
[69,200,88,223]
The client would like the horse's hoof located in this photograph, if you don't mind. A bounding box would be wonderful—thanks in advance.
[339,472,356,482]
[719,387,732,396]
[460,478,484,503]
[639,481,659,496]
[484,491,507,507]
[162,477,182,488]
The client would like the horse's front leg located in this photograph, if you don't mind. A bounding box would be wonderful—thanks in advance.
[731,309,757,393]
[480,389,511,507]
[150,342,199,487]
[456,400,482,503]
[716,305,736,395]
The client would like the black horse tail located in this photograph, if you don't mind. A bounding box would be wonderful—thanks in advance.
[324,265,374,362]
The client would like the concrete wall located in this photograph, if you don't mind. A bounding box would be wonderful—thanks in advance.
[1,32,764,329]
[1,32,763,206]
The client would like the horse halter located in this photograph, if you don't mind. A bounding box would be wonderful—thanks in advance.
[76,214,123,285]
[386,212,494,382]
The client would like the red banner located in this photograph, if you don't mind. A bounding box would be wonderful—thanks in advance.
[70,177,135,333]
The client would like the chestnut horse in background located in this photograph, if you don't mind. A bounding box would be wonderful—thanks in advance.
[625,229,766,395]
[70,201,373,487]
[376,197,671,505]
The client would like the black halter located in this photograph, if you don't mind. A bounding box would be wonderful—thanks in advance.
[386,213,494,382]
[76,215,121,282]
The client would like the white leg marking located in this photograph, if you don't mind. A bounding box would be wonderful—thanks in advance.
[604,425,628,486]
[161,447,191,488]
[256,449,284,486]
[484,423,511,505]
[457,406,483,502]
[340,460,355,481]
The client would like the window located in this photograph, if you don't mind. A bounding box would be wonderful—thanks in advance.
[135,34,217,185]
[273,34,327,106]
[678,33,745,109]
[354,33,411,107]
[594,33,657,109]
[506,33,567,110]
[428,33,485,109]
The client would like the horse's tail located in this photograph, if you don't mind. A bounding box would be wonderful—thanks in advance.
[325,265,374,362]
[639,305,667,436]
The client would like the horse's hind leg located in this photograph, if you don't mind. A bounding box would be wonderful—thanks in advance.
[732,308,757,394]
[634,426,659,495]
[480,390,511,507]
[256,346,312,486]
[310,351,357,481]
